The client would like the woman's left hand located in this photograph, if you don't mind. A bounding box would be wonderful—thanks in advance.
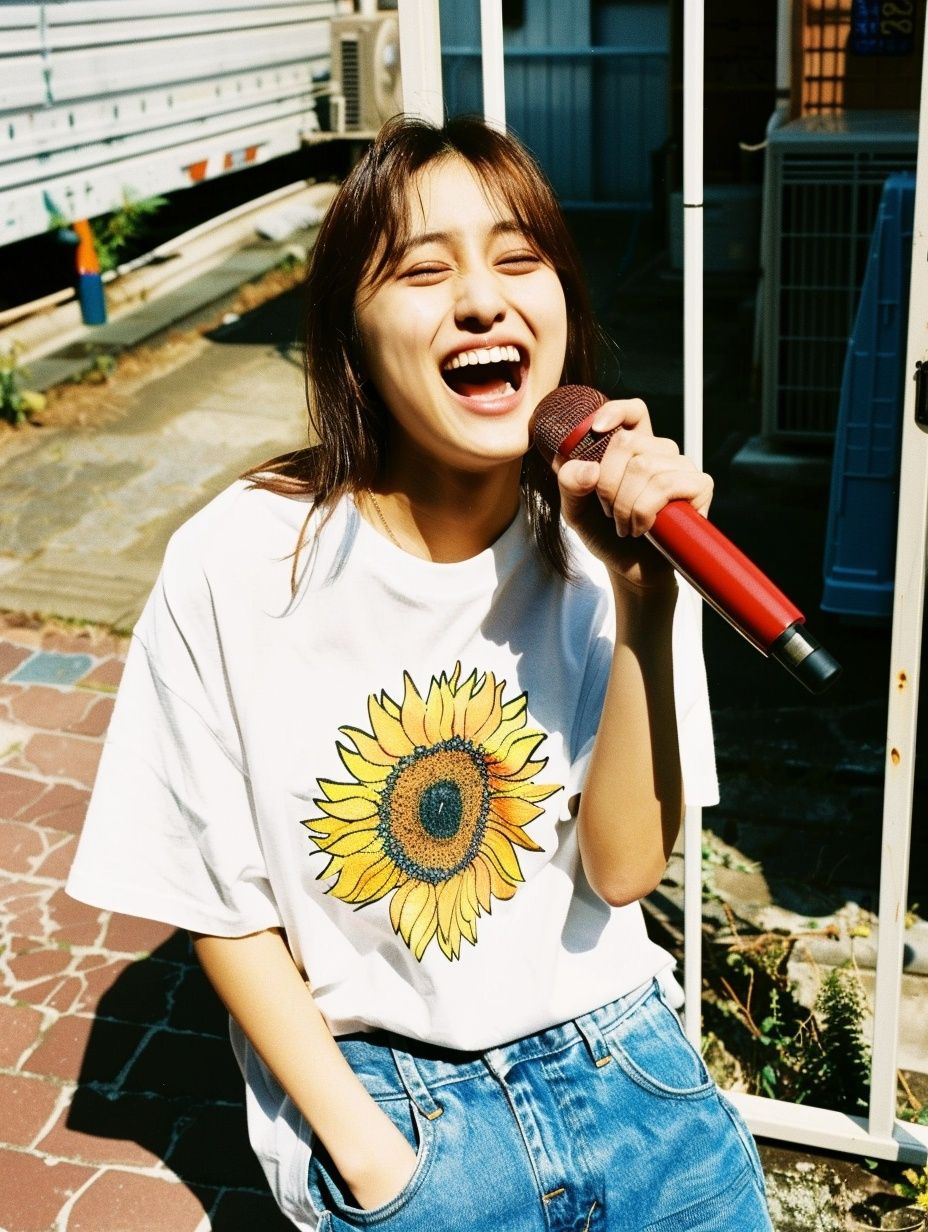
[554,397,713,589]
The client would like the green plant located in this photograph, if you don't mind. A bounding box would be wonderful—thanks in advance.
[73,350,118,384]
[91,191,167,272]
[0,341,46,425]
[702,914,873,1114]
[895,1166,928,1210]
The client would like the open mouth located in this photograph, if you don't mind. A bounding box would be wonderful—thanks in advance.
[441,345,524,400]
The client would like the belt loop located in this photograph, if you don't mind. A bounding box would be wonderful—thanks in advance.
[574,1012,613,1069]
[390,1047,444,1119]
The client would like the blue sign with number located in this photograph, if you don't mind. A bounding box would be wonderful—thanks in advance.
[851,0,915,54]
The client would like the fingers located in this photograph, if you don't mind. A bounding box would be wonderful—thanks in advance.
[555,400,713,537]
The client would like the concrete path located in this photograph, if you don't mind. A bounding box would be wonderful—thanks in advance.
[0,294,306,629]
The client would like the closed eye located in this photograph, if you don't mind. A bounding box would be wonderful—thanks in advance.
[400,263,450,284]
[497,252,543,273]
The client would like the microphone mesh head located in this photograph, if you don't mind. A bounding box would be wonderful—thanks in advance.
[530,385,608,463]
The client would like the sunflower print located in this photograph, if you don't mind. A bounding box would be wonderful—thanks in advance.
[303,664,560,961]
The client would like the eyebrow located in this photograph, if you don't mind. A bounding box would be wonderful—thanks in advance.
[399,220,527,258]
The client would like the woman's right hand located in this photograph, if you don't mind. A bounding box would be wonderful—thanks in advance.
[346,1122,419,1211]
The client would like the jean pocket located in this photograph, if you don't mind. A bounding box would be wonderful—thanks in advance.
[717,1093,769,1200]
[604,988,716,1100]
[308,1097,436,1228]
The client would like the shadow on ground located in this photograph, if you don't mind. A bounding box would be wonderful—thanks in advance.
[66,932,293,1230]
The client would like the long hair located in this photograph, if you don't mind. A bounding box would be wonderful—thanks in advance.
[243,114,599,580]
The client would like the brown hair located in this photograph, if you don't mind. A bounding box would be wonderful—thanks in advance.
[243,114,599,580]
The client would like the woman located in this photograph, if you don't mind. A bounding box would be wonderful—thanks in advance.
[67,116,772,1230]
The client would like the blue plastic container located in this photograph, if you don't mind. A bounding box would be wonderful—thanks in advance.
[821,172,915,620]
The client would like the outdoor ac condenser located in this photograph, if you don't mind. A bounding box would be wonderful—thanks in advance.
[329,13,403,134]
[761,112,917,441]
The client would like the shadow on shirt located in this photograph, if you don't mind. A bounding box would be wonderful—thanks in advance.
[67,930,294,1230]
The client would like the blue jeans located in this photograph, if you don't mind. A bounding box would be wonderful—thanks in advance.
[306,979,773,1231]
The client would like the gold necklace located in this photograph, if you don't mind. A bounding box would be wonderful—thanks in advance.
[366,489,403,550]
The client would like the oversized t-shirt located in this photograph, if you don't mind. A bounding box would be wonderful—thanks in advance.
[66,480,718,1227]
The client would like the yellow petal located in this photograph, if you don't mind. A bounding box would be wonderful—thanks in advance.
[339,745,391,784]
[396,879,431,942]
[403,883,439,961]
[460,864,480,920]
[490,731,546,776]
[489,757,549,784]
[423,675,446,745]
[470,680,508,745]
[489,818,544,852]
[501,694,527,722]
[340,726,396,768]
[463,672,496,740]
[389,877,417,933]
[302,815,345,838]
[313,795,379,822]
[316,827,381,856]
[343,856,403,904]
[481,827,524,883]
[473,855,493,911]
[400,672,428,747]
[491,795,546,827]
[486,861,518,900]
[436,877,460,944]
[329,850,385,899]
[317,778,380,804]
[437,923,461,961]
[368,696,414,757]
[452,668,479,731]
[490,779,558,803]
[482,717,536,759]
[437,673,456,740]
[381,690,402,719]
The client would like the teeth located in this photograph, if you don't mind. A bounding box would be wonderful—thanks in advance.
[444,344,520,370]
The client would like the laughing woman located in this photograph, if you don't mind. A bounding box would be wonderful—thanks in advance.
[67,117,773,1231]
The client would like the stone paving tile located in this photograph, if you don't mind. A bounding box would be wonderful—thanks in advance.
[9,653,95,688]
[66,1171,210,1232]
[0,1151,97,1232]
[0,616,285,1230]
[0,1073,65,1147]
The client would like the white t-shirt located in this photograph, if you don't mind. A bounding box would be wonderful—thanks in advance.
[67,481,718,1226]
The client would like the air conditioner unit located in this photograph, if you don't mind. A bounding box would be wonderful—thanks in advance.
[330,13,402,135]
[761,112,917,441]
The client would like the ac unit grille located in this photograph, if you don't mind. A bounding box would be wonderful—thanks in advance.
[340,38,360,130]
[763,133,917,439]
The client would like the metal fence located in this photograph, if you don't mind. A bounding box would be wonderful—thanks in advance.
[397,0,928,1168]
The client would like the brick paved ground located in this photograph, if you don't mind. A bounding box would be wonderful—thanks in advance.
[0,614,292,1232]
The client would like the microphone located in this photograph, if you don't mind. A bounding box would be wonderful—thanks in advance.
[531,385,841,694]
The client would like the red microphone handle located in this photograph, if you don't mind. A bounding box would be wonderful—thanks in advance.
[530,385,842,692]
[648,502,801,654]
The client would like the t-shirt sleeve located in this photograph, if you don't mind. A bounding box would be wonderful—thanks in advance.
[568,574,719,808]
[66,535,283,937]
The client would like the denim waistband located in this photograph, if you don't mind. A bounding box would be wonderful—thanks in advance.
[335,976,660,1101]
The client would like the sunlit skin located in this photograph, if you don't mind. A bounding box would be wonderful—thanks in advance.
[354,156,568,560]
[353,156,713,578]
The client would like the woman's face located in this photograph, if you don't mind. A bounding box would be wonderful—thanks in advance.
[354,157,568,475]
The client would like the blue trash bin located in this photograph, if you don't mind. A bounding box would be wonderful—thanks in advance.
[821,172,916,620]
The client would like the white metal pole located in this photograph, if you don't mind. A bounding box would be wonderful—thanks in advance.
[480,0,506,131]
[868,13,928,1146]
[681,0,705,1048]
[398,0,445,125]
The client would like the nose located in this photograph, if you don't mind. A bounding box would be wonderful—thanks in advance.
[453,266,506,331]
